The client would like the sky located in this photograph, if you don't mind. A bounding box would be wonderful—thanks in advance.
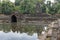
[10,0,15,2]
[0,31,38,40]
[10,0,54,3]
[46,0,54,3]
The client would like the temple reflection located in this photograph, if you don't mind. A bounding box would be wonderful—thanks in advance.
[11,23,18,32]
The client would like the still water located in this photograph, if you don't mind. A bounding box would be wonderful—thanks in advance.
[0,23,45,40]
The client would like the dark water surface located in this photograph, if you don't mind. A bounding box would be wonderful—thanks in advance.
[0,23,46,40]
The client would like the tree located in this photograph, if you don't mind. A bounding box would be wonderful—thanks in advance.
[37,0,45,4]
[35,0,45,13]
[0,0,2,13]
[15,0,21,6]
[13,0,46,14]
[19,0,37,14]
[55,0,60,3]
[1,1,15,15]
[41,4,46,13]
[46,1,57,15]
[1,0,59,15]
[56,3,60,14]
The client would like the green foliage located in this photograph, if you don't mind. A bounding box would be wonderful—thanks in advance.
[15,0,21,6]
[19,0,36,14]
[41,4,46,13]
[1,1,14,15]
[0,2,1,13]
[55,0,60,3]
[56,3,60,14]
[46,1,58,15]
[0,0,60,15]
[37,0,45,4]
[0,1,2,13]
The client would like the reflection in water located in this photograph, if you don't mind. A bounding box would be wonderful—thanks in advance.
[11,23,18,32]
[0,23,45,40]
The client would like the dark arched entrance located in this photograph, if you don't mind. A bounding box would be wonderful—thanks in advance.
[11,15,17,23]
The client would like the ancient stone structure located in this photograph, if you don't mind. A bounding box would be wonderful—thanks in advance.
[0,11,23,23]
[0,13,57,24]
[10,11,20,22]
[46,19,60,40]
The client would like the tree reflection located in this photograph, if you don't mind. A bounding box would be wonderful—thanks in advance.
[2,23,11,33]
[0,23,44,36]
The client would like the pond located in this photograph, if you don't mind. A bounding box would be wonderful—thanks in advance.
[0,23,47,40]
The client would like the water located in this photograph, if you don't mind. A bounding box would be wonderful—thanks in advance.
[0,23,45,40]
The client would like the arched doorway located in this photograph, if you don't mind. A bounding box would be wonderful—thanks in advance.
[11,15,17,23]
